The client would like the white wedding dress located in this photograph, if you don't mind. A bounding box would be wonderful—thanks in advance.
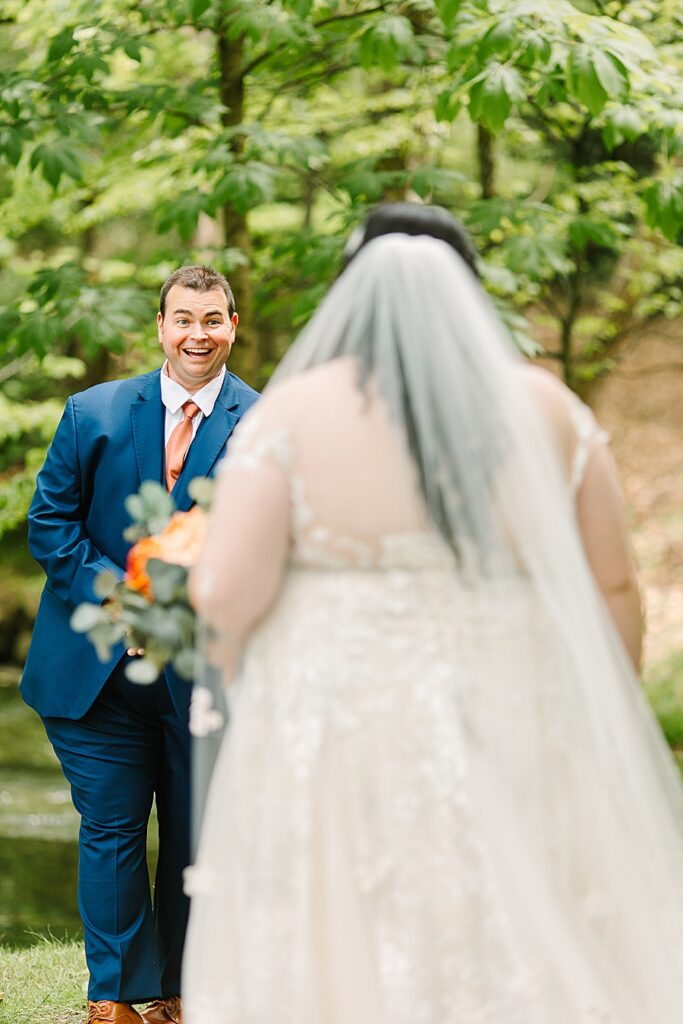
[182,238,683,1023]
[183,385,682,1024]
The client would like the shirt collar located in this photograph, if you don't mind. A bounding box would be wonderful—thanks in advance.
[160,363,226,418]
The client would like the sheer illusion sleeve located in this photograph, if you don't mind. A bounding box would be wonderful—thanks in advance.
[569,397,609,498]
[188,406,292,683]
[221,409,293,474]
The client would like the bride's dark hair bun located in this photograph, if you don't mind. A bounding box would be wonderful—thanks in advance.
[344,202,479,278]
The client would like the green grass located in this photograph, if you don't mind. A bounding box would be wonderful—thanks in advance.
[646,651,683,773]
[0,937,87,1023]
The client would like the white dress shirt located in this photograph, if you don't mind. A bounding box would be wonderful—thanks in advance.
[160,363,226,446]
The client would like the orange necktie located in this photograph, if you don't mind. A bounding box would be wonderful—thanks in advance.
[165,401,200,491]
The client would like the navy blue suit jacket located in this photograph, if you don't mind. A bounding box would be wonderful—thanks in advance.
[21,368,259,721]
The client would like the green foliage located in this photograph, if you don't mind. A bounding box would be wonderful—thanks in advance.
[71,556,198,681]
[0,391,63,537]
[428,0,683,384]
[647,653,683,754]
[359,16,419,72]
[29,139,84,189]
[0,0,681,530]
[188,475,215,509]
[123,480,175,541]
[8,264,154,359]
[642,178,683,242]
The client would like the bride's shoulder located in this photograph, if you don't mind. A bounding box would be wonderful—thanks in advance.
[516,364,580,425]
[269,357,358,398]
[235,358,360,446]
[516,363,570,403]
[515,363,586,468]
[259,358,362,419]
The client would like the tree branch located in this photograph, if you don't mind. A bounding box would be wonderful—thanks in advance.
[315,4,387,28]
[237,4,386,82]
[0,354,32,385]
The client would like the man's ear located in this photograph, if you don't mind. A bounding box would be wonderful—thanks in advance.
[156,311,164,342]
[231,312,239,329]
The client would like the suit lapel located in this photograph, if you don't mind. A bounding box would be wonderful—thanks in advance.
[130,372,164,486]
[171,374,241,512]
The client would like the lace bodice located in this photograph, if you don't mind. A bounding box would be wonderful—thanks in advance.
[220,412,447,570]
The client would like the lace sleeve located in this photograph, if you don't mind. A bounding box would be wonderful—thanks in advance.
[569,398,609,498]
[221,409,292,475]
[221,408,319,559]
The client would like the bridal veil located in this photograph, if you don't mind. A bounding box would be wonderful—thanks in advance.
[186,233,683,1021]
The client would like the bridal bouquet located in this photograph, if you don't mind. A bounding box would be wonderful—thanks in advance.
[70,478,213,683]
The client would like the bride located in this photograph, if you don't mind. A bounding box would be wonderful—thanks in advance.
[182,204,683,1022]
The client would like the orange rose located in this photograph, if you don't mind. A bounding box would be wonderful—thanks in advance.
[126,535,162,599]
[154,505,209,566]
[125,506,208,600]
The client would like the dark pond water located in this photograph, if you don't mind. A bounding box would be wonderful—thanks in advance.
[0,669,157,948]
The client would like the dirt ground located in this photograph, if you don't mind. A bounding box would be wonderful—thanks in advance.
[589,320,683,667]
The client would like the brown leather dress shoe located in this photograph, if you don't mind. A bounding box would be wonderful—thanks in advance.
[87,1002,144,1023]
[139,997,182,1024]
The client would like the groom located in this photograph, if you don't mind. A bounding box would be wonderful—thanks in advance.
[20,265,259,1024]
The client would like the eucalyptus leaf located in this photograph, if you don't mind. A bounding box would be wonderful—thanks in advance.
[138,603,184,646]
[173,606,198,634]
[188,476,214,508]
[123,523,148,543]
[173,648,197,681]
[70,603,107,633]
[120,590,154,612]
[147,559,188,604]
[93,570,119,600]
[125,658,162,685]
[89,620,126,663]
[124,494,145,522]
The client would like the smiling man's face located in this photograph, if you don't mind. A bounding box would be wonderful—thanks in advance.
[157,285,238,392]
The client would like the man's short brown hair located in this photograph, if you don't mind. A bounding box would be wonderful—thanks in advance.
[159,265,236,318]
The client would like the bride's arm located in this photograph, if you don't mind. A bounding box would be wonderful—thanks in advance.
[522,366,643,671]
[189,455,290,683]
[575,439,643,672]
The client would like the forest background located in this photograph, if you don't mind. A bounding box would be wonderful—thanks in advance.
[0,0,682,729]
[0,1,682,997]
[2,0,679,684]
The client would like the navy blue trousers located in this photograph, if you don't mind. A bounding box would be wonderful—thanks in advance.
[43,660,190,1003]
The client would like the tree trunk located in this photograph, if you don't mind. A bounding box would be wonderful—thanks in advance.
[77,196,114,388]
[477,124,496,199]
[217,30,259,386]
[559,264,582,391]
[302,168,316,230]
[376,148,409,202]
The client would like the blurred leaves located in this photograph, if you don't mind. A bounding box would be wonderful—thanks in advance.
[0,0,681,533]
[124,481,175,541]
[642,178,683,242]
